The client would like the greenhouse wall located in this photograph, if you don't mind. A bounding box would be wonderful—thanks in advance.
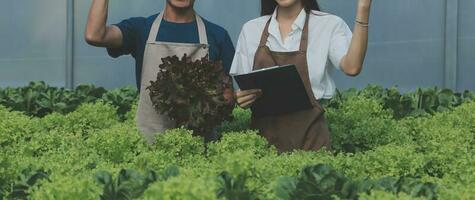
[0,0,473,91]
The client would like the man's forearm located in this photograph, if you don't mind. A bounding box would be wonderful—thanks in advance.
[85,0,108,45]
[85,0,122,48]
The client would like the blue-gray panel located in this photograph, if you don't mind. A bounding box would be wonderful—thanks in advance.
[458,0,475,91]
[0,0,467,92]
[321,0,446,91]
[0,0,67,87]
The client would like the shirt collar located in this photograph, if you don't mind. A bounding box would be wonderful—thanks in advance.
[269,7,306,33]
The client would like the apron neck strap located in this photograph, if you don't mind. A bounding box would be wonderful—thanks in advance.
[147,11,208,45]
[299,13,310,52]
[259,13,310,52]
[258,17,272,48]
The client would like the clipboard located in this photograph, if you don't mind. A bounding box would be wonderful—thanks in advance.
[233,65,313,117]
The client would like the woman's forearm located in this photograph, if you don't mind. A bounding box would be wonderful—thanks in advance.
[340,2,372,76]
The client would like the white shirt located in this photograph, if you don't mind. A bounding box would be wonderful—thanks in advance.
[230,8,353,99]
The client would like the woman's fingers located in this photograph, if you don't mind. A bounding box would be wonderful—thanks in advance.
[235,89,263,108]
[236,89,262,98]
[236,93,257,105]
[255,89,263,98]
[240,99,256,109]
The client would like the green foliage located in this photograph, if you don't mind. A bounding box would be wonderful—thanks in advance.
[147,55,234,137]
[95,169,162,200]
[0,106,36,148]
[152,128,206,162]
[357,86,414,119]
[324,85,475,119]
[207,131,277,158]
[44,101,119,137]
[274,164,437,200]
[358,190,424,200]
[275,164,352,200]
[102,86,138,121]
[0,81,73,117]
[0,153,21,198]
[217,107,252,133]
[334,144,426,179]
[85,124,145,164]
[326,96,411,153]
[216,171,258,200]
[1,85,475,199]
[436,177,475,200]
[0,81,138,119]
[124,102,138,126]
[407,87,475,115]
[133,129,206,172]
[142,175,219,200]
[6,168,49,200]
[400,102,475,179]
[30,175,101,200]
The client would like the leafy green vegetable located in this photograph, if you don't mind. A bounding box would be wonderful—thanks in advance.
[216,171,257,200]
[326,96,410,153]
[102,86,137,121]
[274,164,437,200]
[322,85,475,119]
[95,169,160,200]
[0,81,137,119]
[7,168,49,200]
[29,174,101,200]
[147,55,234,138]
[1,85,475,200]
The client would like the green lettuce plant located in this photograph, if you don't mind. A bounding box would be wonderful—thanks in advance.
[147,55,234,138]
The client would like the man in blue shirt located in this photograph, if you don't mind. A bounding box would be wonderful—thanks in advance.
[85,0,235,88]
[85,0,235,143]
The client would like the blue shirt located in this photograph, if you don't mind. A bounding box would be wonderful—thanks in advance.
[107,13,235,88]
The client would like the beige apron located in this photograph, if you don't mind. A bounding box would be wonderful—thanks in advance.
[136,11,209,144]
[251,13,331,153]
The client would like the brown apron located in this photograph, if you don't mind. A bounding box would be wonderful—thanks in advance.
[136,11,209,144]
[251,13,331,153]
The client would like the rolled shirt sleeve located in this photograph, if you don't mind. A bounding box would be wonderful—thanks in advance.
[328,17,353,71]
[230,26,254,75]
[107,17,144,58]
[229,27,253,90]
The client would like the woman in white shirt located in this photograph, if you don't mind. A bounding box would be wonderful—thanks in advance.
[230,0,373,152]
